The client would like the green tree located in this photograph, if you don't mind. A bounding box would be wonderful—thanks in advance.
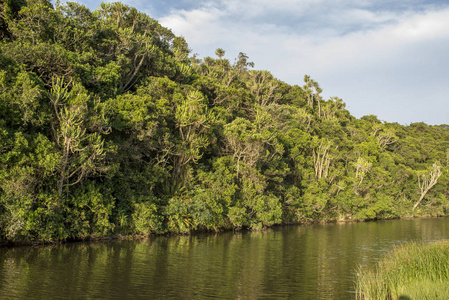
[49,78,109,196]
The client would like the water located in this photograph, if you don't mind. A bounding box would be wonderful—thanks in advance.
[1,217,449,299]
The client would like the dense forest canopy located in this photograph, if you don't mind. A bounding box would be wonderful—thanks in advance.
[1,0,448,243]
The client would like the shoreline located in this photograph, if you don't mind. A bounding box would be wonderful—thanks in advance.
[2,213,447,248]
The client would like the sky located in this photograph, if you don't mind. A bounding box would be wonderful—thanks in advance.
[64,0,449,125]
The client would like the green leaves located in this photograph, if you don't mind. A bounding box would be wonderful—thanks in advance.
[171,90,214,184]
[8,0,57,44]
[49,77,110,196]
[1,0,449,243]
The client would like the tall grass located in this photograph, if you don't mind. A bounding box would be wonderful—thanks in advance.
[355,240,449,299]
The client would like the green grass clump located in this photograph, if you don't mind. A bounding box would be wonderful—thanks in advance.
[356,240,449,299]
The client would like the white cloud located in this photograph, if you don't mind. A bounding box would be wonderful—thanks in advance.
[161,7,226,44]
[160,0,449,61]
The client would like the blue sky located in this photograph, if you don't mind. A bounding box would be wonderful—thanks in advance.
[62,0,449,125]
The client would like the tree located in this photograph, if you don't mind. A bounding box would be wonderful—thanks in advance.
[234,52,254,72]
[172,90,214,186]
[224,117,263,178]
[215,48,225,59]
[313,138,333,181]
[247,70,281,107]
[321,97,346,121]
[302,75,323,119]
[49,77,109,196]
[413,161,442,210]
[372,124,397,150]
[354,157,372,186]
[303,75,312,106]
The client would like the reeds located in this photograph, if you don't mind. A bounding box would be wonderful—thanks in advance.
[355,240,449,299]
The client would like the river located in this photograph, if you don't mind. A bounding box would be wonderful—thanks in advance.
[1,217,449,299]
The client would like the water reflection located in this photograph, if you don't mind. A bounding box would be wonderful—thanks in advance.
[1,218,449,299]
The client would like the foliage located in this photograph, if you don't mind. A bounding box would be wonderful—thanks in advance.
[1,1,448,242]
[356,240,449,299]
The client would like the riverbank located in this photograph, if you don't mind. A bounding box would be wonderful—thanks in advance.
[356,240,449,299]
[2,213,447,248]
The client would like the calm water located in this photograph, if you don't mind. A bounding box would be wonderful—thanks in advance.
[1,217,449,299]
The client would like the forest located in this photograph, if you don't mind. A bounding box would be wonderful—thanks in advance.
[1,0,449,243]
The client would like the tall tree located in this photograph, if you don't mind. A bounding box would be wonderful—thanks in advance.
[49,78,109,196]
[413,162,442,210]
